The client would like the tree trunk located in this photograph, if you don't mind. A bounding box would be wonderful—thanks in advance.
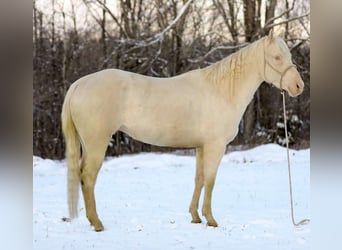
[101,0,107,68]
[265,0,277,35]
[242,0,259,143]
[243,0,256,42]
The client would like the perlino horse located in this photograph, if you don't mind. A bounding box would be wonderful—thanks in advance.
[62,33,304,231]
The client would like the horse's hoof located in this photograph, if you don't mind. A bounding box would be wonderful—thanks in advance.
[94,224,104,232]
[207,221,218,227]
[92,220,104,232]
[94,226,104,232]
[191,218,202,224]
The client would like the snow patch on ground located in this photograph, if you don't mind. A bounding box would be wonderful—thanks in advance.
[33,144,310,250]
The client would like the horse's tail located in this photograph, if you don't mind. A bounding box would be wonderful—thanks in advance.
[61,83,80,220]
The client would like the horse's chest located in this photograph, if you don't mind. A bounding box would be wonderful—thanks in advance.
[200,108,240,142]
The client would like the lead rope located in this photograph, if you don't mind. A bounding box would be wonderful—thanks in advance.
[263,38,310,226]
[281,90,310,227]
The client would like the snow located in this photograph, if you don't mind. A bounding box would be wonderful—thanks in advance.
[33,144,310,250]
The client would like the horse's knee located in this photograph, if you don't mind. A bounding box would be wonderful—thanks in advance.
[195,173,203,185]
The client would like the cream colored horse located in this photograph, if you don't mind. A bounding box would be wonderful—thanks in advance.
[62,33,304,231]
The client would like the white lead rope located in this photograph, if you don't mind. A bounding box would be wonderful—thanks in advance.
[281,90,310,227]
[263,37,309,226]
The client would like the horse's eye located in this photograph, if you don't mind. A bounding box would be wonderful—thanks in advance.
[274,55,281,60]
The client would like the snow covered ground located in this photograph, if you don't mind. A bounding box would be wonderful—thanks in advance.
[33,144,310,250]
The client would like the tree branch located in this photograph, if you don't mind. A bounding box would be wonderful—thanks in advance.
[188,42,249,63]
[123,0,193,51]
[264,12,310,31]
[264,0,296,27]
[85,0,128,38]
[289,37,310,51]
[150,0,193,42]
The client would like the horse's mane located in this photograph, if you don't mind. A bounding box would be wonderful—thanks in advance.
[203,38,264,102]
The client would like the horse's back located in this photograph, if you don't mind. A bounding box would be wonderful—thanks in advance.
[66,68,182,131]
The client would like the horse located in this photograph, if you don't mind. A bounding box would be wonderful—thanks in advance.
[61,32,304,231]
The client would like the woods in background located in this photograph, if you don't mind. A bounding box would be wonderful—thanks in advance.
[33,0,310,159]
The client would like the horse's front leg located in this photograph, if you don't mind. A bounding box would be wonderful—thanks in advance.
[201,143,225,227]
[189,147,204,223]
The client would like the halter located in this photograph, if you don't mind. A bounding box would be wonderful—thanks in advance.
[263,40,297,92]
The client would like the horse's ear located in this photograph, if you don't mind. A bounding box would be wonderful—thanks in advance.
[268,28,274,39]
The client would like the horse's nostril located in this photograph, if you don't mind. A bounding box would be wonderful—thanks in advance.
[296,83,300,89]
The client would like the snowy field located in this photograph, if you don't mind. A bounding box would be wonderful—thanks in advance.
[33,144,310,250]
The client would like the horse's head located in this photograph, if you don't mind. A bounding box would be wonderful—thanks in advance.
[263,33,304,97]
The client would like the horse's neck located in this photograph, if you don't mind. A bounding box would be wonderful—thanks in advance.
[229,40,264,113]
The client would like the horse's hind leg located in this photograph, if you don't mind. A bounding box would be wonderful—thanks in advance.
[80,135,110,232]
[189,147,204,223]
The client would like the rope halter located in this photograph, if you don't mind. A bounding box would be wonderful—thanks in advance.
[263,40,297,92]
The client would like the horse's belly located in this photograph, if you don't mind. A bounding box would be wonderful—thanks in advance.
[119,79,240,147]
[119,122,203,148]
